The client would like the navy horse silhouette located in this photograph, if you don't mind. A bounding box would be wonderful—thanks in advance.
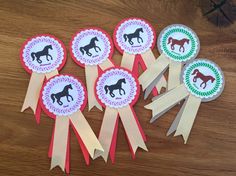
[80,37,101,56]
[123,28,143,45]
[51,84,73,106]
[31,45,53,64]
[104,78,126,98]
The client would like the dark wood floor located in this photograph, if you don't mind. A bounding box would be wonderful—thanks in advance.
[0,0,236,175]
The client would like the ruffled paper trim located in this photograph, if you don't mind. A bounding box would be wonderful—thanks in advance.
[71,29,111,65]
[22,36,64,73]
[115,18,154,54]
[96,68,137,108]
[158,24,200,63]
[42,75,85,116]
[182,59,224,101]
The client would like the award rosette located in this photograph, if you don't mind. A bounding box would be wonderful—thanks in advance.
[93,67,147,163]
[70,27,114,111]
[113,17,167,96]
[40,74,103,173]
[139,24,200,98]
[145,59,224,143]
[20,34,67,123]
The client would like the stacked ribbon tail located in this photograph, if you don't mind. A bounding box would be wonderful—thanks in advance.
[85,59,114,111]
[120,49,167,98]
[93,106,147,163]
[21,70,59,123]
[48,110,104,173]
[139,53,182,98]
[145,84,201,144]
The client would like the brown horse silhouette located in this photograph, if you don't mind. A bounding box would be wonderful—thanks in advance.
[167,37,189,52]
[192,69,215,89]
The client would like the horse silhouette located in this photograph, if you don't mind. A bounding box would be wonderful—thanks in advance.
[79,37,101,56]
[192,69,215,89]
[123,28,143,45]
[51,84,73,106]
[167,37,189,52]
[31,45,53,64]
[104,78,126,98]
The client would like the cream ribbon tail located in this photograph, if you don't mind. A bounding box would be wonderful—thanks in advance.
[21,70,59,113]
[139,53,169,91]
[118,106,148,153]
[99,59,114,71]
[167,60,182,91]
[174,95,201,144]
[141,49,167,93]
[21,72,45,113]
[93,107,118,162]
[50,116,69,171]
[85,65,102,111]
[145,84,189,123]
[121,52,136,71]
[70,110,104,157]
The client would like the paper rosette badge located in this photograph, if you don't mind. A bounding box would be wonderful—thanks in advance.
[139,24,200,98]
[93,67,147,162]
[145,59,224,143]
[113,17,167,97]
[70,27,114,111]
[20,34,66,123]
[40,75,103,173]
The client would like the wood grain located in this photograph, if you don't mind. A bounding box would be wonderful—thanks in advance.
[0,0,236,175]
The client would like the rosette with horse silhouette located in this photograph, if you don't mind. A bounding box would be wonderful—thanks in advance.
[40,74,103,173]
[20,34,67,123]
[93,67,147,162]
[145,59,224,143]
[113,17,167,97]
[70,27,115,111]
[139,24,200,99]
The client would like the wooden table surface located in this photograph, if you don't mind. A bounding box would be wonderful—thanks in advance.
[0,0,236,175]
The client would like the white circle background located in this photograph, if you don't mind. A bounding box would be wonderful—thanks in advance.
[71,29,111,65]
[182,59,224,101]
[116,19,154,54]
[42,75,85,116]
[22,36,64,73]
[158,24,200,62]
[96,68,137,108]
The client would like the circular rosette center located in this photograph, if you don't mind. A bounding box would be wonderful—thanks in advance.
[115,18,154,54]
[182,59,224,101]
[21,35,66,73]
[158,24,200,63]
[96,68,139,108]
[71,28,112,66]
[42,75,86,116]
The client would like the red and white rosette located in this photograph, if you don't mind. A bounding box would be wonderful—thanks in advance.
[70,27,115,111]
[20,34,66,123]
[113,18,166,97]
[40,74,103,173]
[93,67,147,163]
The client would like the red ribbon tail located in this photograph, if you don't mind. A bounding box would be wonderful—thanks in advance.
[35,102,41,124]
[152,88,158,96]
[65,131,70,174]
[131,55,140,77]
[71,122,90,165]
